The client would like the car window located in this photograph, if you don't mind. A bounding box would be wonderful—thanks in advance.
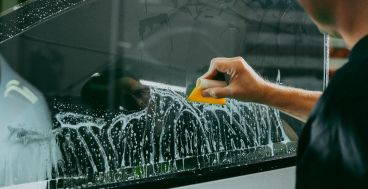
[0,0,327,188]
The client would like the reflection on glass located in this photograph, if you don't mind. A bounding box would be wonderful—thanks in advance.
[5,80,39,104]
[81,67,151,113]
[0,0,29,16]
[0,0,89,44]
[0,55,60,186]
[0,0,325,188]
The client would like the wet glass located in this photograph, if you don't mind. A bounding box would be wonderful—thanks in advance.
[0,0,88,44]
[0,0,29,16]
[0,0,327,188]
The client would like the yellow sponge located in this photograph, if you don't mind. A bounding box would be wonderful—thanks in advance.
[187,86,226,105]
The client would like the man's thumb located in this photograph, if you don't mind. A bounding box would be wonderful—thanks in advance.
[202,87,231,98]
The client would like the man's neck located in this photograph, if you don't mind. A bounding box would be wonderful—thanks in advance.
[340,27,368,50]
[336,2,368,49]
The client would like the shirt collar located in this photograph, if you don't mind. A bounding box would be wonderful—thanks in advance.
[349,35,368,63]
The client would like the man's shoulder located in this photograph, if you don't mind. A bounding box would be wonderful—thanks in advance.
[321,59,368,109]
[305,58,368,143]
[298,59,368,186]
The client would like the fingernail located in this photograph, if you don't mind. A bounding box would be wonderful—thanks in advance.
[209,90,218,98]
[202,90,217,98]
[202,90,210,97]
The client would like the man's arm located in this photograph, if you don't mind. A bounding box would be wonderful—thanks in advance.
[200,57,322,122]
[261,83,321,122]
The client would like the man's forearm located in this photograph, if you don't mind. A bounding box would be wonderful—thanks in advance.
[199,57,322,122]
[260,83,322,122]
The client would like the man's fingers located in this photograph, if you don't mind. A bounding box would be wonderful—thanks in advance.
[199,58,223,79]
[202,87,232,98]
[200,57,242,79]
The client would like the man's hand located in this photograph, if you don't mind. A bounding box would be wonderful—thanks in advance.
[199,56,322,122]
[200,57,269,103]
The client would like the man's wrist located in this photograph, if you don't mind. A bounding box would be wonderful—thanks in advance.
[258,82,283,107]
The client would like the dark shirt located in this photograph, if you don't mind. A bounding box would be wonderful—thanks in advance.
[296,35,368,188]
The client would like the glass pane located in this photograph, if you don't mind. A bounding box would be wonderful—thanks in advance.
[0,0,29,16]
[0,0,326,188]
[0,0,89,44]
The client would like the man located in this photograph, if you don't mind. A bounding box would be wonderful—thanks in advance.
[199,0,368,188]
[81,68,150,113]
